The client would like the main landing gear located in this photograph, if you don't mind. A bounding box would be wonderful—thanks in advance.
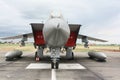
[35,52,40,61]
[35,46,43,61]
[66,47,74,60]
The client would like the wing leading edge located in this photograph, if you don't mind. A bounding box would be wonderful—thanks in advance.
[0,33,33,40]
[78,34,107,42]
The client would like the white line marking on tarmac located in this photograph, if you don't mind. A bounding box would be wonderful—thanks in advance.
[26,63,86,80]
[51,69,56,80]
[26,63,86,69]
[26,63,50,69]
[60,63,86,69]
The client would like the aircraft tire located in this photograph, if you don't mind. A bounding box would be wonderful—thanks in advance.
[51,62,54,69]
[55,62,59,69]
[35,52,37,60]
[72,52,74,60]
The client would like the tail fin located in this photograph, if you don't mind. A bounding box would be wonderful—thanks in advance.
[49,11,64,19]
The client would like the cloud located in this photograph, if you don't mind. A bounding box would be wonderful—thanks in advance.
[0,0,120,44]
[0,1,26,25]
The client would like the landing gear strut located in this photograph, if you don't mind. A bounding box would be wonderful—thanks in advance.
[51,48,60,69]
[35,52,40,61]
[66,47,74,60]
[35,46,43,61]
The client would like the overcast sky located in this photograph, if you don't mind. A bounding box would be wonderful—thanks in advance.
[0,0,120,44]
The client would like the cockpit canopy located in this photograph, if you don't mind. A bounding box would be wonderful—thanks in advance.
[49,11,63,19]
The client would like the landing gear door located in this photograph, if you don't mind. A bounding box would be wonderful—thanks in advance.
[65,24,81,47]
[30,23,45,46]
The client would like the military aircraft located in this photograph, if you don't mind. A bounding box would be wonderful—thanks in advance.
[0,12,107,69]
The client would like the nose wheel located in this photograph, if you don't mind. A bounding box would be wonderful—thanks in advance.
[51,60,59,69]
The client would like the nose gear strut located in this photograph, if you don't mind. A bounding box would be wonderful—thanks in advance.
[51,48,60,69]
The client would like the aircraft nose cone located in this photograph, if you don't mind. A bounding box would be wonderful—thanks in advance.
[51,23,60,31]
[43,19,70,47]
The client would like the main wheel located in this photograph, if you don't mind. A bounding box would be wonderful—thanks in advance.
[71,52,74,60]
[35,52,37,59]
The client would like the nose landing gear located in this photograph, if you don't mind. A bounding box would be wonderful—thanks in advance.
[51,48,60,69]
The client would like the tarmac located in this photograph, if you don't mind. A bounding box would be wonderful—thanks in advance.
[0,51,120,80]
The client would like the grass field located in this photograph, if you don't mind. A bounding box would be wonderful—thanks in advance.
[0,43,36,52]
[0,43,120,52]
[74,45,120,52]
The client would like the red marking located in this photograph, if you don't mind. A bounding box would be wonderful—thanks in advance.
[36,57,40,61]
[34,31,45,45]
[65,31,78,47]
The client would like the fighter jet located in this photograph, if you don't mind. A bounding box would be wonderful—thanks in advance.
[0,12,107,69]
